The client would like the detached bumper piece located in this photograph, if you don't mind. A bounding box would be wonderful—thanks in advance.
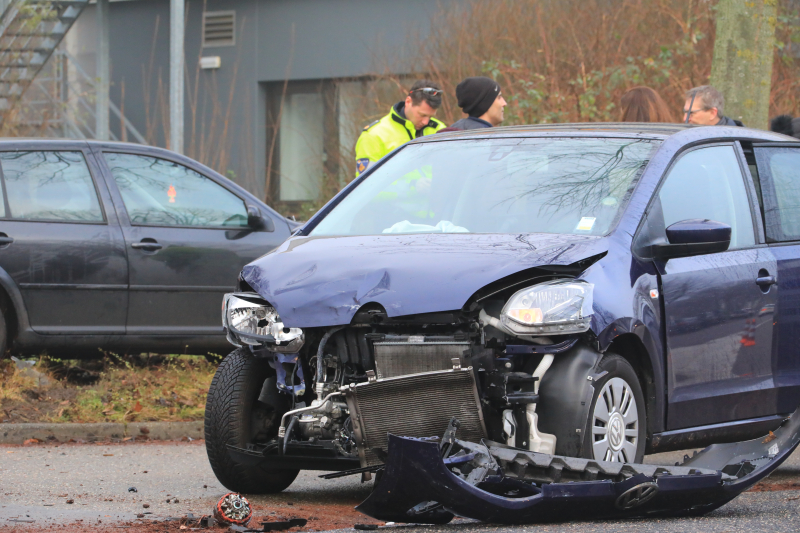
[357,404,800,525]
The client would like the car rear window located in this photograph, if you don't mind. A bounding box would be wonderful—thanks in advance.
[310,137,660,237]
[0,151,103,222]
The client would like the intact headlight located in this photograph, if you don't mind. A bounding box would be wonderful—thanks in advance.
[500,279,593,336]
[222,292,304,352]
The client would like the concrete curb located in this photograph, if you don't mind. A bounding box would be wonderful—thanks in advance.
[0,421,204,444]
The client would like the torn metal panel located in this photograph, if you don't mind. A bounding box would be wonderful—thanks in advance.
[356,403,800,524]
[241,233,607,328]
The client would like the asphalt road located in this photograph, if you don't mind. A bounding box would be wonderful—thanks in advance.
[1,440,800,531]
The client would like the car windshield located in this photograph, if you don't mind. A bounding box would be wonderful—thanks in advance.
[310,137,660,237]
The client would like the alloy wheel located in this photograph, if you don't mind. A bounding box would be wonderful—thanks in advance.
[591,376,639,462]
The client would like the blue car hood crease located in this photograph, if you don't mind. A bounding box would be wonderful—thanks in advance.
[241,233,608,328]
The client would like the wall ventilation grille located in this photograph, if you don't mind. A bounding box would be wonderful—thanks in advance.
[202,11,235,47]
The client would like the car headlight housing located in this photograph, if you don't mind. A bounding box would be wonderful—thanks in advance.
[500,279,593,336]
[222,292,304,352]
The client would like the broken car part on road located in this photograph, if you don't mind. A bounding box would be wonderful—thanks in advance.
[204,124,800,521]
[213,492,253,526]
[358,402,800,524]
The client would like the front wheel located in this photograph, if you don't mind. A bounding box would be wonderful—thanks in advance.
[582,354,646,463]
[204,348,299,493]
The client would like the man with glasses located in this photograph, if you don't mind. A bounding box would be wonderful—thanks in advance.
[354,79,446,176]
[683,85,744,127]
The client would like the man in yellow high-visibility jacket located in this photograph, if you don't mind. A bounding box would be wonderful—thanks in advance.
[354,79,446,176]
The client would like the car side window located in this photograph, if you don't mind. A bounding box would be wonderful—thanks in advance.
[658,145,755,249]
[753,147,800,242]
[104,153,248,228]
[0,151,104,222]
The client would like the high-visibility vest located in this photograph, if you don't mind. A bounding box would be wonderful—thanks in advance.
[354,102,445,176]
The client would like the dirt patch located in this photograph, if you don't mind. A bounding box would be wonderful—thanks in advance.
[1,504,382,532]
[1,355,217,424]
[748,480,800,492]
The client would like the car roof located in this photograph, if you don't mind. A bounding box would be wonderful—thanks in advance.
[416,122,795,143]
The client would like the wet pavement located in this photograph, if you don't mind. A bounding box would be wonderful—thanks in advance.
[1,440,799,531]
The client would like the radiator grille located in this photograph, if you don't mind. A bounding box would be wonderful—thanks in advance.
[345,369,486,467]
[373,340,469,379]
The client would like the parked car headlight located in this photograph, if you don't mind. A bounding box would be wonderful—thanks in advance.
[222,293,304,352]
[500,280,593,335]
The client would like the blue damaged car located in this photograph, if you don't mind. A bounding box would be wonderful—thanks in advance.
[204,123,800,522]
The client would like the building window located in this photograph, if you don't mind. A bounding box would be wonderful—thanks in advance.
[202,11,235,47]
[266,77,404,210]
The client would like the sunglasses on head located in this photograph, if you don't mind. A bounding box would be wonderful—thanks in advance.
[410,88,443,97]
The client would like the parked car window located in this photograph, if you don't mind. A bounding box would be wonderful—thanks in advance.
[754,148,800,242]
[104,153,248,227]
[311,138,659,236]
[658,145,755,249]
[0,151,103,222]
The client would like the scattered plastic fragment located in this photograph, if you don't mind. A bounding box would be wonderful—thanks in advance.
[261,518,308,531]
[180,512,215,529]
[128,487,137,493]
[213,492,253,526]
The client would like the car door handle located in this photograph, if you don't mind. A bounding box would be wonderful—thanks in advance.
[756,276,777,287]
[0,236,13,245]
[131,241,163,251]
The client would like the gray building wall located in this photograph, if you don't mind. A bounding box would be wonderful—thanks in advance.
[67,0,466,201]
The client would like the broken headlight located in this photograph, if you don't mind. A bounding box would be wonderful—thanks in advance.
[222,292,304,352]
[500,279,593,336]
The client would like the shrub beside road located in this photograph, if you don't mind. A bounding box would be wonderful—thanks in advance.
[0,355,217,425]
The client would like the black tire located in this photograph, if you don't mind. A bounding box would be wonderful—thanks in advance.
[0,302,8,358]
[582,354,646,463]
[205,348,299,493]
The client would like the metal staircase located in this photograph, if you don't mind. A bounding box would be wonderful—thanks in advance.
[0,0,88,121]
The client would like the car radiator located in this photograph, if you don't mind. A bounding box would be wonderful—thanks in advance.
[373,336,470,379]
[344,367,487,467]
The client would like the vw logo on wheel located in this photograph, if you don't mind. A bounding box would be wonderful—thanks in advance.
[615,482,659,510]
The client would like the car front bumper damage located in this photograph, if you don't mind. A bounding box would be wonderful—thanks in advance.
[356,403,800,524]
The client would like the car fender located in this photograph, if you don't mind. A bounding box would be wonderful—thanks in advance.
[0,266,30,340]
[536,343,603,457]
[596,316,666,437]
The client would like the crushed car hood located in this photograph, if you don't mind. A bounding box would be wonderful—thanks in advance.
[241,233,607,328]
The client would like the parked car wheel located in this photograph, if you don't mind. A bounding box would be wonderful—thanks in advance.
[204,348,299,493]
[0,304,7,357]
[583,355,646,463]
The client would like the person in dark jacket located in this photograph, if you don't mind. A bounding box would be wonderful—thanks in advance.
[770,115,800,139]
[440,77,507,132]
[683,85,744,126]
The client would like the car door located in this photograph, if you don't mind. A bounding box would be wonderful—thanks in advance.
[96,148,284,338]
[751,142,800,415]
[0,145,128,334]
[651,144,778,430]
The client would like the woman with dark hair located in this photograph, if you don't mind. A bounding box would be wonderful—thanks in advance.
[619,86,675,123]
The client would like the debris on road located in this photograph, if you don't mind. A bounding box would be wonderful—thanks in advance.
[354,524,378,530]
[228,519,308,533]
[128,487,137,492]
[179,512,216,529]
[260,518,308,531]
[213,492,253,526]
[356,404,800,525]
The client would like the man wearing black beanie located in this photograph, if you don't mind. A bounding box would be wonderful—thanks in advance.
[440,76,507,132]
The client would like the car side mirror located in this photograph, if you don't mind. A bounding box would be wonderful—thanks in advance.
[652,219,731,260]
[247,205,274,232]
